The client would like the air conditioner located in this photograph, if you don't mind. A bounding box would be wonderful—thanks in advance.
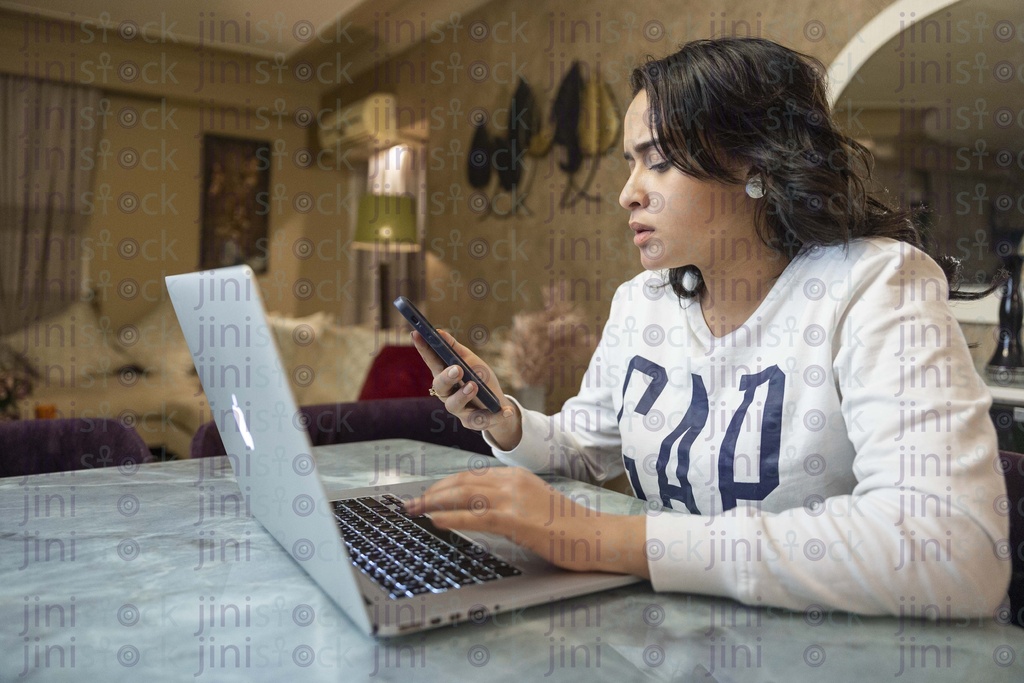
[318,93,399,159]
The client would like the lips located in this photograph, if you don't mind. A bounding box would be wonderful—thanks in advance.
[630,221,654,248]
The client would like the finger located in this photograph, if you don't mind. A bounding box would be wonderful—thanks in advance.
[408,472,496,513]
[446,385,503,431]
[410,331,446,375]
[440,468,504,488]
[417,328,472,370]
[436,328,468,357]
[444,376,477,412]
[412,331,474,402]
[426,509,498,534]
[435,330,492,382]
[438,331,511,412]
[436,365,464,399]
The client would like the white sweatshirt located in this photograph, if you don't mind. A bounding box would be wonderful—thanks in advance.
[489,237,1010,616]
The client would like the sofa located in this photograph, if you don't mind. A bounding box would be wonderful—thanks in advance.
[190,397,490,459]
[0,417,154,478]
[2,297,431,459]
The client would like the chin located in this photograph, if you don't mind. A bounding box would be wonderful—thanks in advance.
[639,251,678,272]
[638,246,663,270]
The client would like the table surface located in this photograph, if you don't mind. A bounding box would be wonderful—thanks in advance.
[2,439,1024,682]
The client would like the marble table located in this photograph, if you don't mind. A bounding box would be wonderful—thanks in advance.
[2,439,1024,682]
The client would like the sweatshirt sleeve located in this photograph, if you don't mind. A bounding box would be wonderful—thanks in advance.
[482,292,630,486]
[483,397,624,485]
[645,243,1011,617]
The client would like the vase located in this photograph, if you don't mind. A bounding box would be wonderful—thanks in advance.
[987,253,1024,385]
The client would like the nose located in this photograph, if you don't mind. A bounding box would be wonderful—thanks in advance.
[619,170,647,211]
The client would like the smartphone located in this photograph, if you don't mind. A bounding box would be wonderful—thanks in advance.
[393,296,502,413]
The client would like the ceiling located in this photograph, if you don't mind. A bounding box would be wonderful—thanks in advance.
[0,0,493,75]
[3,0,1019,150]
[1,0,357,57]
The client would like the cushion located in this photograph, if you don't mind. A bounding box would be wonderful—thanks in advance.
[117,298,196,377]
[266,311,331,369]
[358,346,434,401]
[122,305,331,380]
[1,301,134,386]
[295,323,380,405]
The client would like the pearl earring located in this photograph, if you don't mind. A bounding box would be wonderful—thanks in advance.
[745,176,765,199]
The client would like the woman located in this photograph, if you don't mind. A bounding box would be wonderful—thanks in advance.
[406,38,1010,617]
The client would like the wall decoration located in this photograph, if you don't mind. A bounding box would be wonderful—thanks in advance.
[199,135,271,272]
[467,78,543,219]
[465,65,619,219]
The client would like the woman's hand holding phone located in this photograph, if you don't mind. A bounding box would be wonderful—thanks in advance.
[411,329,523,451]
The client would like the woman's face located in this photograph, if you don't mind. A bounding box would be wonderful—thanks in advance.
[618,90,754,275]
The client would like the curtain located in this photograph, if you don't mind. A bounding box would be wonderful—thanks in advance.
[0,75,100,336]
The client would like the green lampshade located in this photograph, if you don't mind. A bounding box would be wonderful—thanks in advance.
[354,194,419,251]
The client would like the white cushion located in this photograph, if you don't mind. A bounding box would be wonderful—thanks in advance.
[295,323,380,405]
[1,301,134,385]
[265,311,331,370]
[118,298,196,378]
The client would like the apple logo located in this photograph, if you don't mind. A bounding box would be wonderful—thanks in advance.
[231,394,256,451]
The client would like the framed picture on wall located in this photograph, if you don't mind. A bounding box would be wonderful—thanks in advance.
[199,135,270,272]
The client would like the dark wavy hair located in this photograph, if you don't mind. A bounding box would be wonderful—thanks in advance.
[629,37,979,300]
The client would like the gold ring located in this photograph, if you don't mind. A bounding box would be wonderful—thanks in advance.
[429,387,449,399]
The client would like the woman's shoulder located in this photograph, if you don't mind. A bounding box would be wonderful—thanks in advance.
[796,237,941,280]
[792,238,954,326]
[771,238,949,314]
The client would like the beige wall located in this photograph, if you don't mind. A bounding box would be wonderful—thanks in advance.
[73,93,359,328]
[0,9,357,330]
[1,1,897,410]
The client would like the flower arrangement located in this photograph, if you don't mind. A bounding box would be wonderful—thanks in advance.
[498,281,596,404]
[0,344,35,421]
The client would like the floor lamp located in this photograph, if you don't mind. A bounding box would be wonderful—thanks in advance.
[352,193,420,329]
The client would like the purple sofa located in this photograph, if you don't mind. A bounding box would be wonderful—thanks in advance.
[0,418,153,478]
[190,397,491,459]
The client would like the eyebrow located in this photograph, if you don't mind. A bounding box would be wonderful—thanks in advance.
[623,139,659,161]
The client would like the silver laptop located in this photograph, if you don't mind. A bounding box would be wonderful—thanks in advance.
[166,265,640,636]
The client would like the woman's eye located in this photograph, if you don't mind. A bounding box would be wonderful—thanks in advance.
[645,152,668,171]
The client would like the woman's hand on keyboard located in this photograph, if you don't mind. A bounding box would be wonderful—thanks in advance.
[405,467,650,578]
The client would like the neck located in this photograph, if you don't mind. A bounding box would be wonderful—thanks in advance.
[699,252,788,338]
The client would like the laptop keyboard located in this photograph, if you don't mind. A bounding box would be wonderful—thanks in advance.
[333,494,522,600]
